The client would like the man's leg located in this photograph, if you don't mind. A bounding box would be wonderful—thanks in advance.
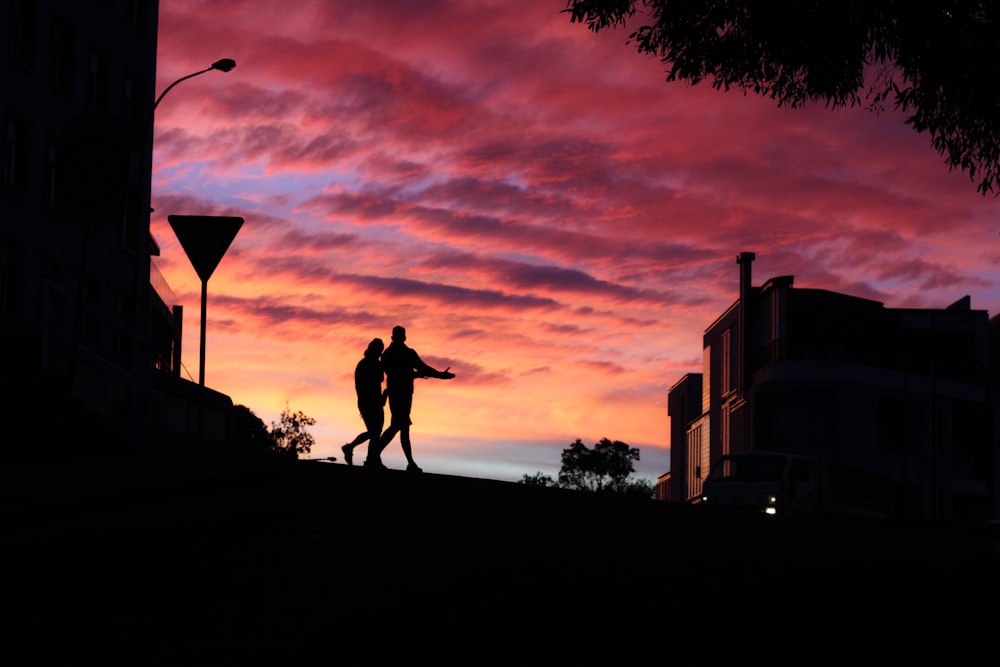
[400,427,414,465]
[366,425,395,466]
[400,423,421,472]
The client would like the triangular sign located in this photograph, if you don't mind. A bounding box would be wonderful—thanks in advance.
[168,215,244,282]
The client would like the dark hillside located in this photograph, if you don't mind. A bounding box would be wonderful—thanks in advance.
[1,453,997,661]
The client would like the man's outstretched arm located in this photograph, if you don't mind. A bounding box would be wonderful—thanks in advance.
[415,366,454,379]
[413,354,454,379]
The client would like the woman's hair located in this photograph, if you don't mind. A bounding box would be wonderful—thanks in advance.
[365,338,384,357]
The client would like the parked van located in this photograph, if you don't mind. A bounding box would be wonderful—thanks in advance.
[699,452,893,518]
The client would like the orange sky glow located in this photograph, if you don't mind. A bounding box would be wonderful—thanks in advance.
[149,0,1000,483]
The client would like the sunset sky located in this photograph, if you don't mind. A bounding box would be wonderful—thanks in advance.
[149,0,1000,483]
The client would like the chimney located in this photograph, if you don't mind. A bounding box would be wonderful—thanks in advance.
[737,252,755,393]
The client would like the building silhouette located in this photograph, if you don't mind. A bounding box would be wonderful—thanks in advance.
[664,252,1000,521]
[1,0,232,459]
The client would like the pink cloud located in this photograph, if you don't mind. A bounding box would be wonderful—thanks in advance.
[151,0,1000,483]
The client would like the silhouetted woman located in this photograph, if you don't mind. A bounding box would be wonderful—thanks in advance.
[342,338,387,465]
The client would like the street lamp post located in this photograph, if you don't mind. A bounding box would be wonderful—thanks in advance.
[146,58,236,129]
[146,59,236,384]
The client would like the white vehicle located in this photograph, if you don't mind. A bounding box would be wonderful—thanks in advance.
[699,452,893,518]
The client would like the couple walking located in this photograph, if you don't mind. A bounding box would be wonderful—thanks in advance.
[342,325,455,472]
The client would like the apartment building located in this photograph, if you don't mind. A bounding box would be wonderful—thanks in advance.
[1,0,231,458]
[667,252,999,521]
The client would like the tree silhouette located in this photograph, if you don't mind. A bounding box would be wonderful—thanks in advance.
[267,404,316,459]
[521,438,654,497]
[230,404,273,449]
[520,471,557,487]
[564,1,1000,194]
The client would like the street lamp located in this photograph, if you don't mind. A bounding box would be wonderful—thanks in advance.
[145,58,237,384]
[144,58,236,132]
[152,58,236,115]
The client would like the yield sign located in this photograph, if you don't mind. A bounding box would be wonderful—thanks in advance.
[168,215,244,282]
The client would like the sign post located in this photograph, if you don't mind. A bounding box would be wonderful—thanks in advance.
[168,215,244,386]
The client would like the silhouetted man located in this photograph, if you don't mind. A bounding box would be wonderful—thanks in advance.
[365,325,454,472]
[342,338,386,466]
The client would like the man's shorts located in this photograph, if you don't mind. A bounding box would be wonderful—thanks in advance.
[388,392,413,428]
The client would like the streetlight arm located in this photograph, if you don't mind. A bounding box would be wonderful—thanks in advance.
[152,67,214,114]
[144,59,236,133]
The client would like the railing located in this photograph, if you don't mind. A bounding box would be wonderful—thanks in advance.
[149,259,178,310]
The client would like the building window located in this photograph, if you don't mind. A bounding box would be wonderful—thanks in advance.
[123,76,138,122]
[115,293,134,365]
[877,396,921,454]
[4,115,30,193]
[721,404,731,457]
[9,0,38,70]
[770,291,780,338]
[86,49,110,113]
[45,137,57,208]
[50,17,75,95]
[702,344,711,409]
[769,291,783,361]
[120,186,137,251]
[0,243,10,317]
[721,328,732,395]
[130,0,150,32]
[687,425,704,500]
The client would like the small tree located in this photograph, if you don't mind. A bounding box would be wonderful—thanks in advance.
[520,438,654,498]
[230,404,273,449]
[520,472,557,487]
[268,404,316,459]
[559,438,641,493]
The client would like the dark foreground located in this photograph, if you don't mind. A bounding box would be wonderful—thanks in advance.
[2,449,998,662]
